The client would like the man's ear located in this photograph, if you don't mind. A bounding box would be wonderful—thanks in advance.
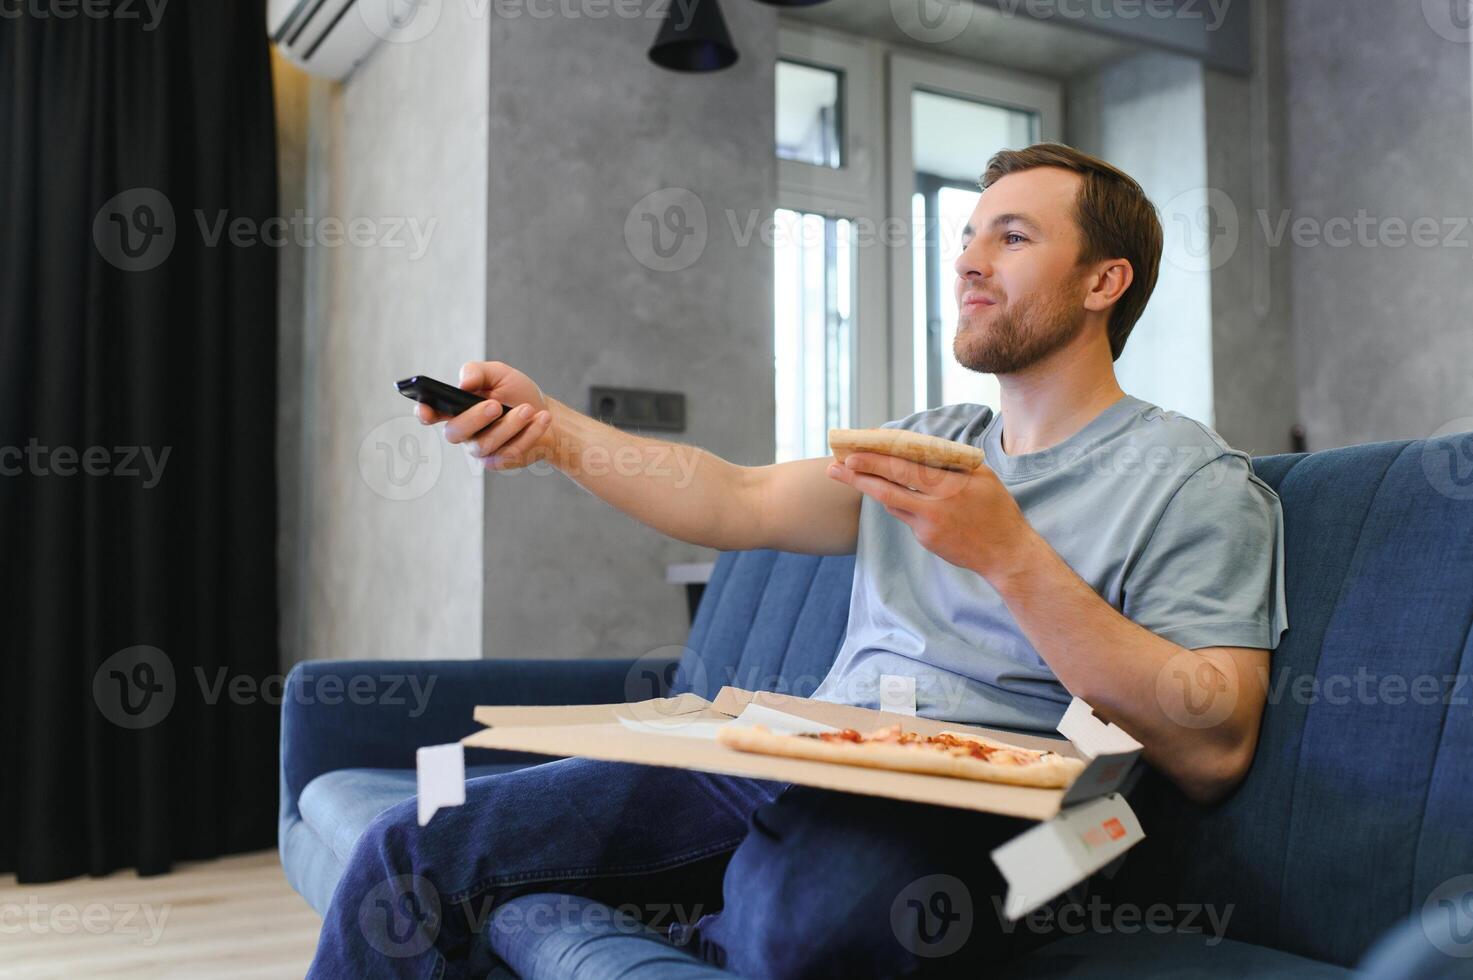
[1083,258,1134,314]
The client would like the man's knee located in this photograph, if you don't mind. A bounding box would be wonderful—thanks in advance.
[698,788,1019,977]
[350,796,421,873]
[696,791,924,975]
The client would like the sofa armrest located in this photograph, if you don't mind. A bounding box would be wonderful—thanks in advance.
[279,656,679,823]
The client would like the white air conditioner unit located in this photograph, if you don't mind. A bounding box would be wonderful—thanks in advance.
[269,0,431,80]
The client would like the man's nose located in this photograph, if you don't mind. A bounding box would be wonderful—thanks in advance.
[954,243,989,280]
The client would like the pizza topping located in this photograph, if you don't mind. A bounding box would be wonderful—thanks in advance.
[717,722,1085,788]
[796,724,1049,766]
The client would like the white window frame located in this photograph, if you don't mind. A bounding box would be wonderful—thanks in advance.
[776,25,890,430]
[886,52,1062,418]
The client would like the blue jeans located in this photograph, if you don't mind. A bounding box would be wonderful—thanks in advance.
[307,757,1048,979]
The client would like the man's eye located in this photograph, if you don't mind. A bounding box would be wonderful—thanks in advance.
[1005,232,1028,245]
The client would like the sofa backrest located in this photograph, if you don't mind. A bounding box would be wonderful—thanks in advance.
[676,433,1473,968]
[674,550,855,701]
[1140,437,1473,966]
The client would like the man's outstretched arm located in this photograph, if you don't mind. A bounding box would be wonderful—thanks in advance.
[540,397,863,556]
[423,362,862,556]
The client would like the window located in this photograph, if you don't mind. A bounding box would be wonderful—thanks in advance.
[776,61,843,169]
[773,210,854,461]
[772,29,885,461]
[772,27,1061,460]
[909,91,1040,412]
[888,54,1060,418]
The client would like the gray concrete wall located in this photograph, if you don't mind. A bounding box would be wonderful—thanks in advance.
[1200,0,1298,456]
[1279,0,1473,450]
[282,6,491,666]
[1073,0,1473,455]
[478,4,780,662]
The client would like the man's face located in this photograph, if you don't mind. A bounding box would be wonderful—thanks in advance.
[952,167,1093,376]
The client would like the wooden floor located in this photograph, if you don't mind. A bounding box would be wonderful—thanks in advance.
[0,850,321,978]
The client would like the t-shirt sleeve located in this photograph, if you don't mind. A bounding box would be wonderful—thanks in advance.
[1122,453,1289,651]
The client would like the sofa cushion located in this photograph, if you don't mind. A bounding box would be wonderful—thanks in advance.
[299,764,532,864]
[998,929,1353,978]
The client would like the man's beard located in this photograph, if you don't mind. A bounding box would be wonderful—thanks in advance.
[953,290,1086,375]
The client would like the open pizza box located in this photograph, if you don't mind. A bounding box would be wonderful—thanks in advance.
[426,686,1145,919]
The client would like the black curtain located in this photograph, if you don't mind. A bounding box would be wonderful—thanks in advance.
[1,0,280,881]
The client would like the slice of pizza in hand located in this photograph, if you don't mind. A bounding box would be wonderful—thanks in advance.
[828,428,986,473]
[717,722,1085,789]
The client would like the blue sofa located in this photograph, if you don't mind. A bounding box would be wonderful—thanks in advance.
[281,436,1473,978]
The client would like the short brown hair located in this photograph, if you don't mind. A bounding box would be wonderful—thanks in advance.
[981,143,1163,361]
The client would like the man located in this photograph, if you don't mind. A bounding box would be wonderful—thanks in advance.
[308,143,1286,978]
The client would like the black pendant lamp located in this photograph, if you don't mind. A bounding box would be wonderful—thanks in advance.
[649,0,739,73]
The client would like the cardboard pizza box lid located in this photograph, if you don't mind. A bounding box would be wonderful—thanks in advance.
[460,687,1139,823]
[449,688,1147,919]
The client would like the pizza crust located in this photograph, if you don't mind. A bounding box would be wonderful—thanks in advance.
[716,725,1085,789]
[828,428,986,473]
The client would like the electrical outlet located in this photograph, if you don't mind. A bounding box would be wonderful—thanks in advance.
[589,386,686,432]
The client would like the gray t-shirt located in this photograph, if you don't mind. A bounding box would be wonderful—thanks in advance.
[811,395,1289,732]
